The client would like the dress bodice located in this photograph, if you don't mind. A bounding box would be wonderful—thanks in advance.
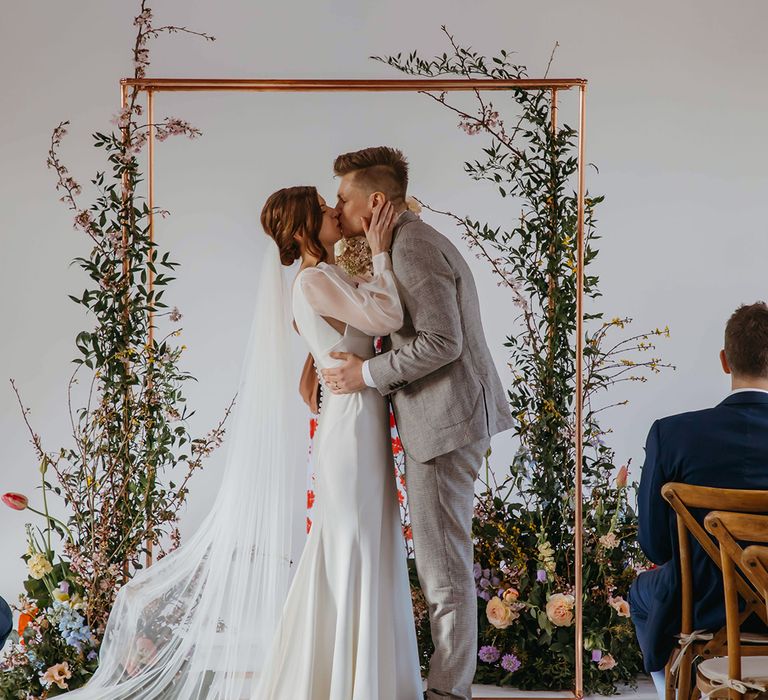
[292,280,377,372]
[290,253,403,375]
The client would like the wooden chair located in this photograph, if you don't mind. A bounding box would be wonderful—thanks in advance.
[743,544,768,621]
[699,512,768,699]
[660,484,768,700]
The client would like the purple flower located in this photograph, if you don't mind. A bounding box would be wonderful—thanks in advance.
[592,649,603,662]
[536,569,547,582]
[473,562,482,580]
[478,590,491,602]
[478,645,501,663]
[501,653,521,673]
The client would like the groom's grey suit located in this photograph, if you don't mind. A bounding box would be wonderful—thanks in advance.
[367,209,513,700]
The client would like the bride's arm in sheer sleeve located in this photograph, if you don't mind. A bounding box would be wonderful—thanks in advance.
[299,253,403,336]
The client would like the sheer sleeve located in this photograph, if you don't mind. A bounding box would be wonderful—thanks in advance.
[299,252,404,336]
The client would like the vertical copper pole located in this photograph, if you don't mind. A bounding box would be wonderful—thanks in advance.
[574,83,586,699]
[551,88,558,133]
[120,83,131,584]
[145,88,155,569]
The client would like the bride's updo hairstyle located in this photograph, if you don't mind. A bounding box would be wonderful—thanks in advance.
[260,186,328,266]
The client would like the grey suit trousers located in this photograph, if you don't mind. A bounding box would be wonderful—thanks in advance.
[406,435,491,700]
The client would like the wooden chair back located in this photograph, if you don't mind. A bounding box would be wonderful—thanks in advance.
[705,511,768,697]
[660,484,768,699]
[743,544,768,620]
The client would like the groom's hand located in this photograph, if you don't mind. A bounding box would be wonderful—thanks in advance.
[321,352,366,394]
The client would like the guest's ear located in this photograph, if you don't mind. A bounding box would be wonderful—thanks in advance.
[719,349,731,375]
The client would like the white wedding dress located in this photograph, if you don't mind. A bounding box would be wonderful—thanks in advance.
[253,252,423,699]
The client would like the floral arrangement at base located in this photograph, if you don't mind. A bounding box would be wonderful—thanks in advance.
[1,3,223,697]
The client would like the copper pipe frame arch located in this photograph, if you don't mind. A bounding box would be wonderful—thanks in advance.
[121,77,588,700]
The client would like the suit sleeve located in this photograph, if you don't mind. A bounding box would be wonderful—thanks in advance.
[637,419,672,565]
[299,253,403,336]
[367,234,462,396]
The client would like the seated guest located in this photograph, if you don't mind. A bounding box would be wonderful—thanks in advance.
[0,595,12,649]
[629,301,768,697]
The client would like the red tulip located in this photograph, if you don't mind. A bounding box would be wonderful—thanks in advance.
[2,492,28,511]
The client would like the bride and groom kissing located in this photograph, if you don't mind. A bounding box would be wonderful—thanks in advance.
[62,145,513,700]
[255,146,514,699]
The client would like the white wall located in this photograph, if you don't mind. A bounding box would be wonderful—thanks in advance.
[2,0,767,606]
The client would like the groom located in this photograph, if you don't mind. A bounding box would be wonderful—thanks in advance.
[322,146,513,700]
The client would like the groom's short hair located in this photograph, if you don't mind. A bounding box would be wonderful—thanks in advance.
[333,146,408,203]
[725,301,768,378]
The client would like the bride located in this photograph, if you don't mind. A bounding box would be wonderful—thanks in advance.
[62,186,423,699]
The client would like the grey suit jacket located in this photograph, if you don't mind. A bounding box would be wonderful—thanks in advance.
[367,210,514,463]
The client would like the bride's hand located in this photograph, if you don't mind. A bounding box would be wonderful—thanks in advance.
[361,201,395,256]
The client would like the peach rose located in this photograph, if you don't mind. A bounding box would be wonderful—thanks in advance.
[609,595,630,618]
[615,465,628,488]
[486,597,517,629]
[598,653,617,670]
[546,593,575,627]
[502,587,520,603]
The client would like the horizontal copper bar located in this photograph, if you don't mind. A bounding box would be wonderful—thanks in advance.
[120,77,586,92]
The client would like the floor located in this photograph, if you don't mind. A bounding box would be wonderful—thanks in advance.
[466,677,657,699]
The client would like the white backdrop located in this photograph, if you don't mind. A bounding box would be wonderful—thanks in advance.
[2,0,767,607]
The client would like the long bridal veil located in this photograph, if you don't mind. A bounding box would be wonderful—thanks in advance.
[65,240,308,699]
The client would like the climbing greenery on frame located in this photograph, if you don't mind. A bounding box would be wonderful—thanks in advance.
[376,29,673,694]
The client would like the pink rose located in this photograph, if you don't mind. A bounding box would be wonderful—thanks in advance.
[598,653,617,670]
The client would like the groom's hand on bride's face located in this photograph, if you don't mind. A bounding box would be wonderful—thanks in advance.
[321,352,366,394]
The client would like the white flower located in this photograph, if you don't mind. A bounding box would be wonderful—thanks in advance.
[333,238,348,258]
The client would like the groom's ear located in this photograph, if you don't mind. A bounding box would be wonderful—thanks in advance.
[369,191,387,209]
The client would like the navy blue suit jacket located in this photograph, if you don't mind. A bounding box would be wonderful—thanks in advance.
[0,596,12,649]
[629,390,768,672]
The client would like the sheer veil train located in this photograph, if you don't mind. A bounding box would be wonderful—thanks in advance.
[65,240,308,698]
